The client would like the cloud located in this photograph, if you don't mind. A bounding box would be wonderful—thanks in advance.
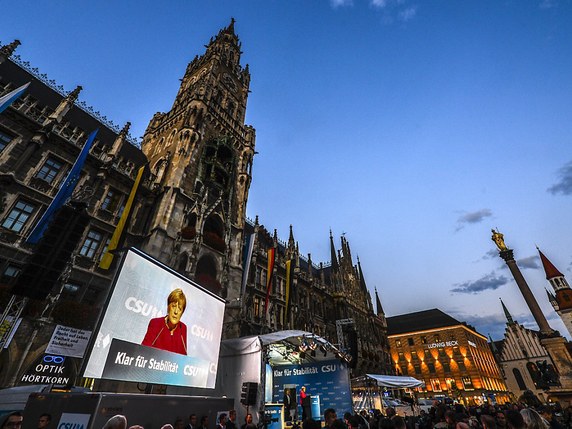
[398,6,417,21]
[330,0,353,8]
[369,0,417,23]
[482,249,499,260]
[450,311,507,340]
[451,272,509,294]
[518,255,540,270]
[548,161,572,195]
[455,208,493,231]
[539,0,557,9]
[370,0,388,7]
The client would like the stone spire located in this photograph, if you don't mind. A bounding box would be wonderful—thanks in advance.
[500,298,515,325]
[108,121,131,158]
[375,287,385,316]
[329,229,339,272]
[0,40,21,64]
[42,85,82,130]
[357,256,368,293]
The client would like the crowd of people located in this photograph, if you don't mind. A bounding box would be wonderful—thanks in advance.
[308,401,572,429]
[3,400,572,429]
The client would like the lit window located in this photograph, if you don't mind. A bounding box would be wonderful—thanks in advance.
[63,283,80,296]
[80,230,103,259]
[1,200,35,232]
[396,339,402,347]
[430,379,442,392]
[462,376,474,390]
[101,189,122,212]
[0,129,14,152]
[1,264,21,283]
[35,157,63,184]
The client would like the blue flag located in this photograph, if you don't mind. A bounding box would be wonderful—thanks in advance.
[0,82,30,114]
[26,129,99,244]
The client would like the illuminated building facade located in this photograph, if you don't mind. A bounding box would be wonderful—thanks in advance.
[387,309,510,405]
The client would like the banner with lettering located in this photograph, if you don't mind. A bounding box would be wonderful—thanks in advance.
[269,361,352,418]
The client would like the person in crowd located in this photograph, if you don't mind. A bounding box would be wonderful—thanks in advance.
[348,416,362,429]
[520,409,548,429]
[141,288,188,355]
[217,414,227,429]
[505,410,526,429]
[416,410,432,429]
[433,407,448,429]
[302,420,321,429]
[187,415,198,429]
[455,414,470,429]
[481,415,497,429]
[444,411,458,429]
[379,417,396,429]
[226,411,237,429]
[359,410,371,429]
[330,419,346,429]
[241,414,256,429]
[1,413,23,429]
[496,412,507,429]
[37,414,51,429]
[385,408,397,419]
[102,415,127,429]
[199,416,209,429]
[538,407,564,429]
[324,409,338,429]
[161,425,174,429]
[392,416,406,429]
[174,419,185,429]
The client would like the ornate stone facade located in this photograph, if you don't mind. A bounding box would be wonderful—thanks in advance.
[0,20,391,388]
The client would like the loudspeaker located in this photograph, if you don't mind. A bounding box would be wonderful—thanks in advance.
[240,381,258,406]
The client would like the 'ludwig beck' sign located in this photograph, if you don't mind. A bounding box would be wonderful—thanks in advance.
[46,325,92,358]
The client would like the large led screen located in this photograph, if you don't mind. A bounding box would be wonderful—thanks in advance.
[83,248,225,388]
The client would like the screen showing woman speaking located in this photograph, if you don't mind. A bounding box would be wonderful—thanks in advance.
[83,248,225,388]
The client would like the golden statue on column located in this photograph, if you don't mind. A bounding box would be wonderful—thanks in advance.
[491,228,508,251]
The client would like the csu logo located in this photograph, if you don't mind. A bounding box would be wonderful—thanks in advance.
[321,364,337,373]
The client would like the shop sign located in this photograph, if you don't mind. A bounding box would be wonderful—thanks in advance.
[427,340,458,349]
[20,353,73,385]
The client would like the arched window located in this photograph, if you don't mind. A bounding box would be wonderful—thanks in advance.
[513,368,527,390]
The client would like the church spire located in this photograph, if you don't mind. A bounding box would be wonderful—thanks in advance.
[375,287,385,316]
[500,298,515,325]
[357,256,367,293]
[329,229,339,272]
[538,247,564,281]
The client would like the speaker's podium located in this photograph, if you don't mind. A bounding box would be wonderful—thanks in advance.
[264,403,284,429]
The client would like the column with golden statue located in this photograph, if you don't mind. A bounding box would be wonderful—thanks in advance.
[491,229,572,401]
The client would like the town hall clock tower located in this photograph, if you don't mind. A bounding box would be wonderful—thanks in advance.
[141,19,255,337]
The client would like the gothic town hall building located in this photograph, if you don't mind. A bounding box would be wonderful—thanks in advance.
[0,21,392,388]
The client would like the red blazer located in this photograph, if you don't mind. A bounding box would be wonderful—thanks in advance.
[142,316,188,355]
